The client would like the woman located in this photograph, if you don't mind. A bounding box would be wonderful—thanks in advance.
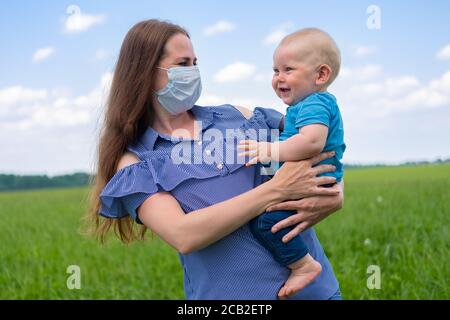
[87,19,344,300]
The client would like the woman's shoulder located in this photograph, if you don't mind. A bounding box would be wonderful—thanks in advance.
[116,151,141,172]
[203,104,252,120]
[207,104,283,131]
[229,105,253,120]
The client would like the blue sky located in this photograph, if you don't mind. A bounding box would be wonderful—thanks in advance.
[1,0,450,174]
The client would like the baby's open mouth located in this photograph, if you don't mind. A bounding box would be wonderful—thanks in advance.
[279,87,291,93]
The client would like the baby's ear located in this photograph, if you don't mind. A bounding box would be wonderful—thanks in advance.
[316,64,332,86]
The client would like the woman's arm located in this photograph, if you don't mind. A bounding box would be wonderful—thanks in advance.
[119,152,338,254]
[266,180,344,243]
[138,181,282,254]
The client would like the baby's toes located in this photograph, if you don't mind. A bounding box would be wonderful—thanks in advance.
[278,286,287,298]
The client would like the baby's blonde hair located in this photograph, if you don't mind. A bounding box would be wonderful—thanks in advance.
[280,28,341,87]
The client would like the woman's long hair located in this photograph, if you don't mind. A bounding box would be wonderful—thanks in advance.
[85,19,189,244]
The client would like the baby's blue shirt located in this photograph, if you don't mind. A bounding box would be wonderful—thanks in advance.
[279,92,346,182]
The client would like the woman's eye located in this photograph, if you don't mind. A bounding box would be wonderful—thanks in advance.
[178,61,197,66]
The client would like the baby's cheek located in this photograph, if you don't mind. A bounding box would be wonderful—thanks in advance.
[271,78,277,91]
[272,86,280,97]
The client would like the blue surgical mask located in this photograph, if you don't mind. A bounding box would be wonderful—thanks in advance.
[155,65,202,115]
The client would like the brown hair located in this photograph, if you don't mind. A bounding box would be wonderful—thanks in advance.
[84,19,189,244]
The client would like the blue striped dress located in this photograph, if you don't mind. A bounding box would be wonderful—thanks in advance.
[99,104,339,299]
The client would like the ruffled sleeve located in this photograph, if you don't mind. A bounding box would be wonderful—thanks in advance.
[99,160,158,224]
[253,107,284,129]
[238,106,284,142]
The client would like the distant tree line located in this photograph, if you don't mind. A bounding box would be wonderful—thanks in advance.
[344,158,450,169]
[0,158,449,191]
[0,173,92,191]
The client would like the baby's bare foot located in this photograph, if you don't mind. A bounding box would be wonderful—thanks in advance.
[278,254,322,299]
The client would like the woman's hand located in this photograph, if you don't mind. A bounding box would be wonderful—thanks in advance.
[268,151,339,201]
[266,182,344,243]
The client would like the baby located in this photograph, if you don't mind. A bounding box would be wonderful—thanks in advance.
[238,28,346,298]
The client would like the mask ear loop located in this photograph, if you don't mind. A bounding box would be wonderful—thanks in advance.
[153,67,170,94]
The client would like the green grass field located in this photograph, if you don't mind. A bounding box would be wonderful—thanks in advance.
[1,164,449,299]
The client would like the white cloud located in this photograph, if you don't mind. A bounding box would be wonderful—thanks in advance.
[0,72,112,131]
[399,70,450,108]
[2,63,449,173]
[333,64,450,121]
[197,94,227,106]
[32,47,55,62]
[100,72,113,89]
[203,20,235,36]
[384,76,420,96]
[263,21,294,46]
[339,64,383,82]
[213,62,256,83]
[353,45,377,57]
[436,44,450,60]
[94,49,109,61]
[64,5,105,33]
[327,64,450,164]
[0,86,47,106]
[229,97,261,107]
[253,72,273,82]
[0,72,114,174]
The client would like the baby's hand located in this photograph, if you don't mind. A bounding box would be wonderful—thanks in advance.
[238,140,274,166]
